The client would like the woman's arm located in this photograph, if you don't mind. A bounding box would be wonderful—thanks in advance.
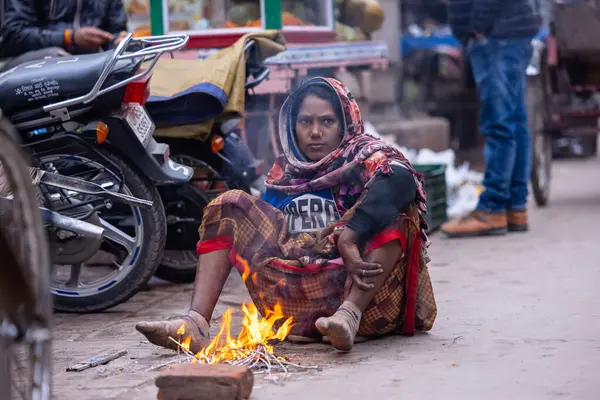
[346,164,417,246]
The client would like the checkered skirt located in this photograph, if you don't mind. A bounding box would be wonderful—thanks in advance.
[197,190,437,338]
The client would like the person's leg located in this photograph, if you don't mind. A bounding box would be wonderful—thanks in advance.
[189,249,232,320]
[508,39,534,231]
[136,249,231,353]
[478,38,535,212]
[1,47,70,72]
[509,75,530,211]
[442,38,525,237]
[344,240,403,311]
[315,239,403,351]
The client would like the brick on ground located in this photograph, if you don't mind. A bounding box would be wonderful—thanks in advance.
[155,364,254,400]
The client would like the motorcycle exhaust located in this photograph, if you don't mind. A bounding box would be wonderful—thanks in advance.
[39,207,105,240]
[0,196,104,240]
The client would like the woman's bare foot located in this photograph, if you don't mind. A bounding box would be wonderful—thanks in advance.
[315,301,362,351]
[135,310,211,353]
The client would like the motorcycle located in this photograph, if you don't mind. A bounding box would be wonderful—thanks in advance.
[148,40,270,283]
[0,33,194,312]
[0,115,156,398]
[0,115,53,400]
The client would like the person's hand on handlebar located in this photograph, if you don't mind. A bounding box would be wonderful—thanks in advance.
[74,27,114,50]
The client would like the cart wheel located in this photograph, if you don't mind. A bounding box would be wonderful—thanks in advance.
[527,75,552,207]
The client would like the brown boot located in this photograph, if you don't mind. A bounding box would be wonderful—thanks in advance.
[441,211,508,238]
[507,210,528,232]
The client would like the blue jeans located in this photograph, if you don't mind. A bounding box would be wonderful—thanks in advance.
[468,37,533,213]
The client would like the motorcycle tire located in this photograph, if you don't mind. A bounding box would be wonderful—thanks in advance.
[50,148,167,312]
[527,58,553,208]
[156,177,254,285]
[0,117,53,400]
[155,253,198,284]
[156,154,249,284]
[155,182,210,284]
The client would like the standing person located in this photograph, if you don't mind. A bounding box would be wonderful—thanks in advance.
[442,0,541,237]
[0,0,128,72]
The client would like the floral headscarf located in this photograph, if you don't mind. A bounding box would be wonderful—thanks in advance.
[265,77,429,238]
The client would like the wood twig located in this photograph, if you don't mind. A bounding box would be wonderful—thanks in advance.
[66,349,128,372]
[165,339,319,377]
[167,336,196,359]
[144,358,181,372]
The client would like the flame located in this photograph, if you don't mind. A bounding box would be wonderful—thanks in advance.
[174,254,293,365]
[193,301,293,364]
[181,336,191,352]
[237,255,251,283]
[275,278,286,287]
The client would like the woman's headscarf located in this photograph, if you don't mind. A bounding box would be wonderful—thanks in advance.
[265,77,429,235]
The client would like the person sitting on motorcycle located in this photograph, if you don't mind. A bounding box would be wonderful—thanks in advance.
[0,0,128,72]
[136,77,437,352]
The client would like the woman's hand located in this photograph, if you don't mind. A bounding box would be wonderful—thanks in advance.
[337,227,383,291]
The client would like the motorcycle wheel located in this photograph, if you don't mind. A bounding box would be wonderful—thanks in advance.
[156,157,230,284]
[527,64,552,207]
[156,182,210,284]
[40,148,166,312]
[0,118,52,400]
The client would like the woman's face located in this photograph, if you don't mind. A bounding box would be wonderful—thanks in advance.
[295,94,342,161]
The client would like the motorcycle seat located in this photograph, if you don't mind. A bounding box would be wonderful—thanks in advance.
[0,50,137,119]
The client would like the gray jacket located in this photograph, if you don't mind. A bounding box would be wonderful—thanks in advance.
[0,0,127,58]
[447,0,542,45]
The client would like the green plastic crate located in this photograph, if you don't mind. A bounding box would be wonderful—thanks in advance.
[414,164,448,233]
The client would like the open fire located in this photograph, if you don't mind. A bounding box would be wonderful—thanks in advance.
[167,256,316,375]
[175,301,293,364]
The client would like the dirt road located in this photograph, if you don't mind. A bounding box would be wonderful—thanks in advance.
[51,156,600,400]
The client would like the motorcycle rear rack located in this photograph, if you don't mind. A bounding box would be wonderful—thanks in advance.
[43,33,189,116]
[243,40,271,91]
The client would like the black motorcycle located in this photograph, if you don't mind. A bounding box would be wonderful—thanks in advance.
[149,40,270,283]
[0,33,194,312]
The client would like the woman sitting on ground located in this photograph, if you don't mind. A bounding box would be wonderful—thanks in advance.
[136,77,437,352]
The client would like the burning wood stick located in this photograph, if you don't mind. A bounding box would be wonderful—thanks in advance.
[165,336,319,377]
[163,301,320,378]
[168,336,196,360]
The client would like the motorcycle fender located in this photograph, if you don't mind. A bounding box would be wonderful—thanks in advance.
[78,118,192,185]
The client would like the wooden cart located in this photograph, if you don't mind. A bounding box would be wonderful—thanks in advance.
[527,0,600,206]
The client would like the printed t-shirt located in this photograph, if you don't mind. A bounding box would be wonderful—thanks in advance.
[262,188,341,235]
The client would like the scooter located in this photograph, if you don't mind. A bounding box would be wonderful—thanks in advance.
[0,33,194,312]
